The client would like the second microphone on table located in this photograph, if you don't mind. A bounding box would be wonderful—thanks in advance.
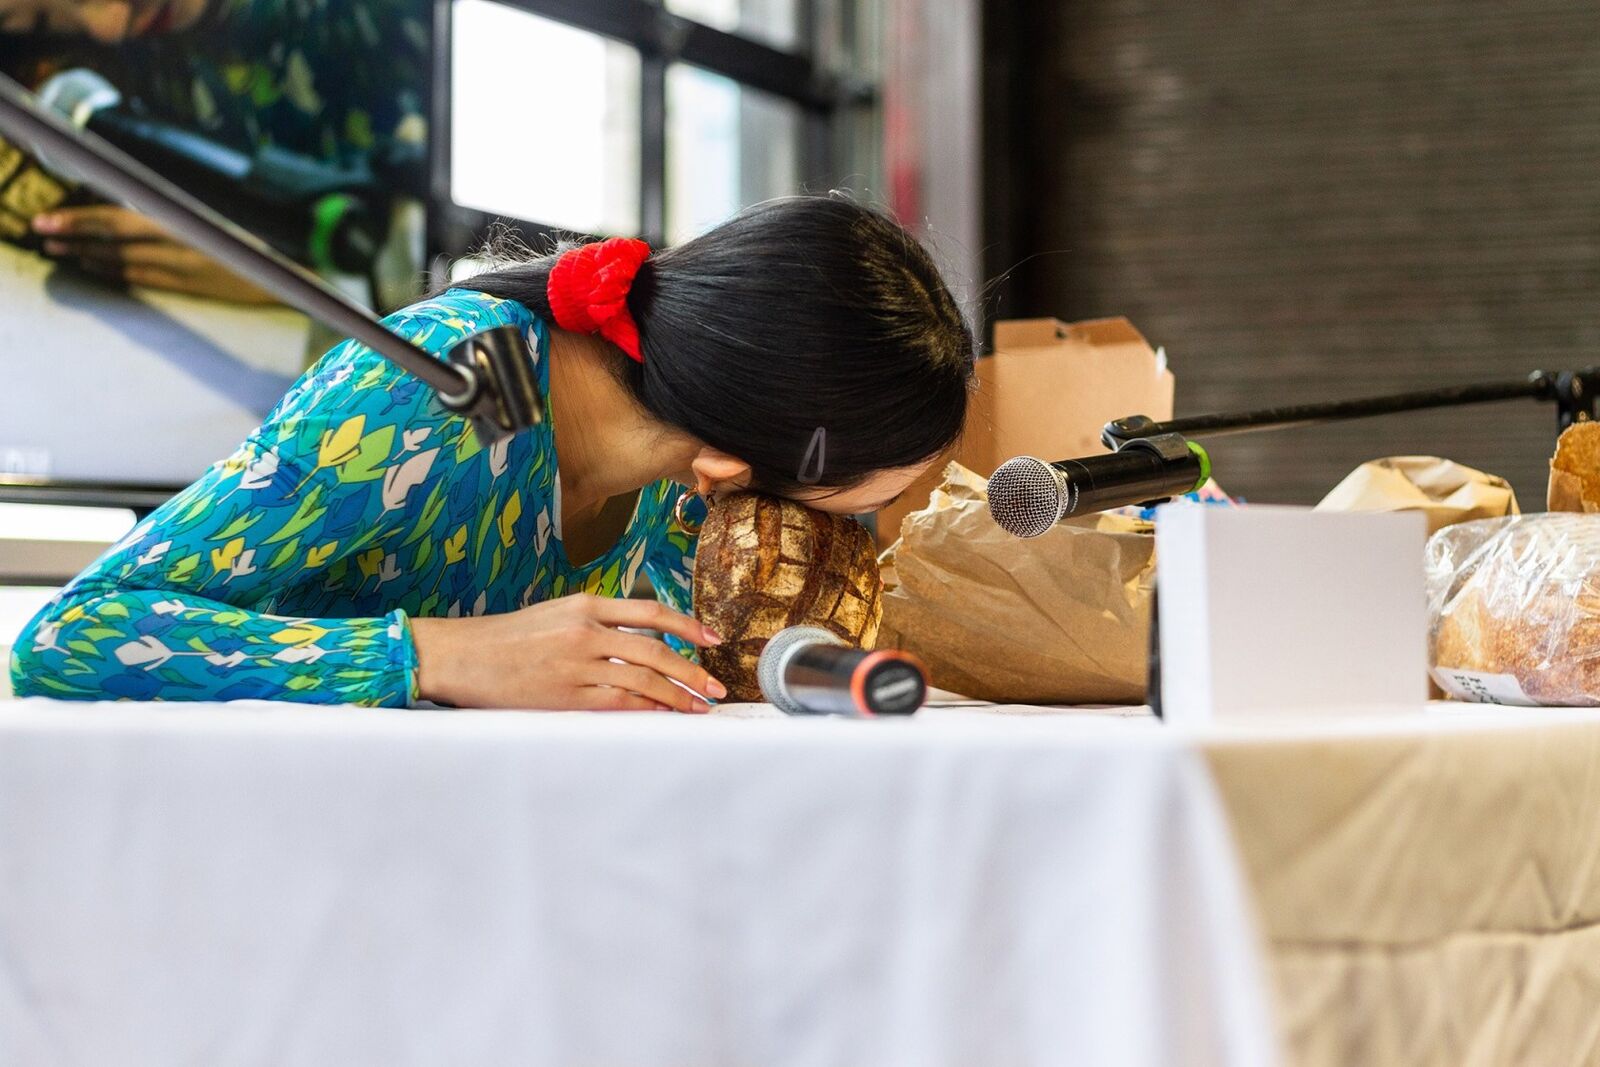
[757,626,928,717]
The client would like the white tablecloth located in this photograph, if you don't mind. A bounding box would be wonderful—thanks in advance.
[0,700,1277,1067]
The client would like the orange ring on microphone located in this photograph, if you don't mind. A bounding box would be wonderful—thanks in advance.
[849,650,928,716]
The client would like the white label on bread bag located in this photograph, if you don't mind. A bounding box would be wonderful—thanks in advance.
[1431,667,1540,707]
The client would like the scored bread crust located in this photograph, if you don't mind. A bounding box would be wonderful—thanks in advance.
[693,492,883,701]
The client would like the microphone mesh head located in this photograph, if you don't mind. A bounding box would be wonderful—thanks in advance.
[34,69,122,183]
[757,626,841,714]
[987,457,1066,538]
[36,69,120,128]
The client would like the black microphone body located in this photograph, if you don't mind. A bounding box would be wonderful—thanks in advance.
[1054,444,1203,515]
[757,626,927,717]
[987,434,1208,537]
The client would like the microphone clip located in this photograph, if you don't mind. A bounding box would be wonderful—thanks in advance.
[1102,415,1160,451]
[439,325,545,445]
[1117,431,1192,465]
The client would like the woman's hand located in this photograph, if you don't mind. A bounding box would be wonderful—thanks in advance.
[33,207,280,305]
[2,0,209,43]
[410,594,729,712]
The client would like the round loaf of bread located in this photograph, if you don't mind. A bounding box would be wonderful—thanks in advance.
[693,492,883,701]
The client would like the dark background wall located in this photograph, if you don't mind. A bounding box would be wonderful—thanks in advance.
[983,0,1600,506]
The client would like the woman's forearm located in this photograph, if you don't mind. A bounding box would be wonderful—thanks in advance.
[10,584,417,706]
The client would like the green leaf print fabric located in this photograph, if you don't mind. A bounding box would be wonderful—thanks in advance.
[8,289,701,707]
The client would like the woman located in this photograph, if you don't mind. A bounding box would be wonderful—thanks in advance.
[10,197,975,710]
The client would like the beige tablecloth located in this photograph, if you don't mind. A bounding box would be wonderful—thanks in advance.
[1201,707,1600,1067]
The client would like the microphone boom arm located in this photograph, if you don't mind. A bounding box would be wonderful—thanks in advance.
[1103,368,1598,451]
[0,73,541,444]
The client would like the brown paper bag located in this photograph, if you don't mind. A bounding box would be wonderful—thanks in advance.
[1315,456,1518,535]
[878,463,1154,704]
[1549,422,1600,512]
[875,317,1175,547]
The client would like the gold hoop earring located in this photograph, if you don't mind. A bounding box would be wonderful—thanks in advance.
[673,489,707,536]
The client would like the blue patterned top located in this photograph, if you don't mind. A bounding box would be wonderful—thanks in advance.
[8,289,701,706]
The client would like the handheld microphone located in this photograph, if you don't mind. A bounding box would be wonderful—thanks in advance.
[757,626,927,717]
[987,434,1210,538]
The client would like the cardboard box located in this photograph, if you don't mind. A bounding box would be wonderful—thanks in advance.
[876,317,1175,547]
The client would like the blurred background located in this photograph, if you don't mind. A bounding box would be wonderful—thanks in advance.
[2,0,1597,613]
[983,0,1600,507]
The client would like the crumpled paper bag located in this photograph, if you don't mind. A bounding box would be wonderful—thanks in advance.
[878,463,1153,704]
[1549,422,1600,512]
[1315,456,1518,535]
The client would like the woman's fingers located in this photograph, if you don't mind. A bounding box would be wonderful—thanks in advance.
[45,238,277,303]
[122,266,192,292]
[65,254,177,294]
[46,237,202,270]
[593,661,711,714]
[583,595,722,648]
[575,687,673,713]
[604,629,727,701]
[111,241,203,271]
[65,254,186,295]
[33,205,169,241]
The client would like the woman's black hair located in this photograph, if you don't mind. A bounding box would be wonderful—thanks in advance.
[455,195,975,498]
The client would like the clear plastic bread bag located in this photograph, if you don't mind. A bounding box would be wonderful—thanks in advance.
[1426,513,1600,706]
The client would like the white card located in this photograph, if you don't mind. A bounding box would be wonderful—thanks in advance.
[1430,667,1538,707]
[1155,505,1428,722]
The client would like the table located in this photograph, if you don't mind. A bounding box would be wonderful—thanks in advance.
[6,698,1597,1067]
[0,699,1277,1067]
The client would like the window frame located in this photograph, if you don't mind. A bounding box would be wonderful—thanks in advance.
[429,0,871,260]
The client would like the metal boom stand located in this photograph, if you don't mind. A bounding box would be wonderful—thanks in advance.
[0,72,542,446]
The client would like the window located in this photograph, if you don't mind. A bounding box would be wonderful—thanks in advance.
[437,0,879,254]
[665,0,800,51]
[451,1,641,236]
[666,65,801,243]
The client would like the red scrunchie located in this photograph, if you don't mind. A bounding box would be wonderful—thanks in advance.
[546,237,651,363]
